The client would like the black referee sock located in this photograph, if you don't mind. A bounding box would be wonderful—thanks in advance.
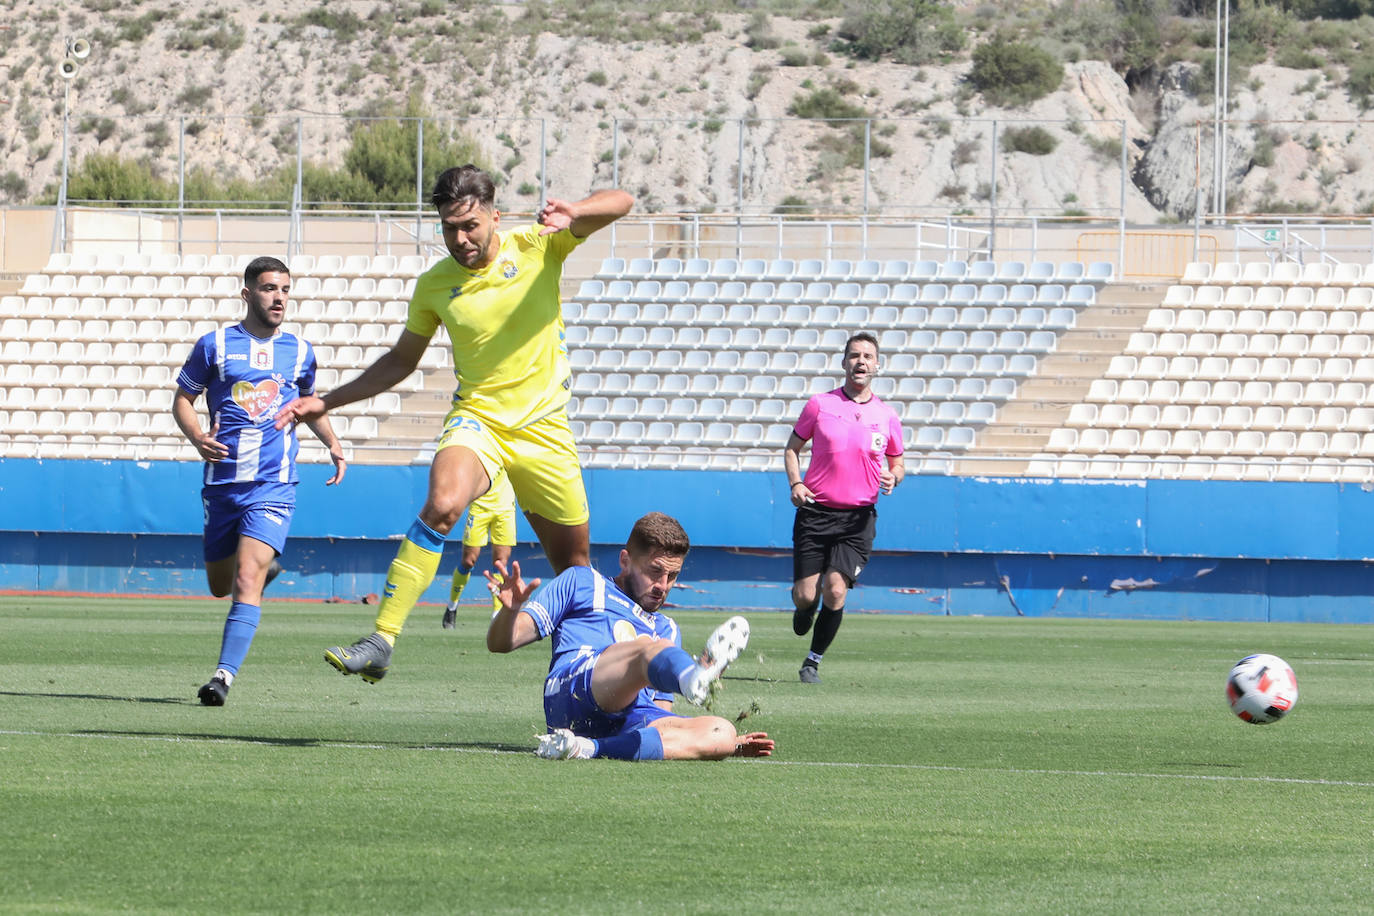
[809,605,844,657]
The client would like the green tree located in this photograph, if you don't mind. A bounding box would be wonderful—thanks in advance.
[835,0,965,66]
[970,40,1065,107]
[63,153,171,204]
[342,98,491,205]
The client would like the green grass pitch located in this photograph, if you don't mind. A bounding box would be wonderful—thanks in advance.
[3,595,1373,913]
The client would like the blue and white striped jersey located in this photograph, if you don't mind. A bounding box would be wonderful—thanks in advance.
[521,566,683,707]
[176,323,317,486]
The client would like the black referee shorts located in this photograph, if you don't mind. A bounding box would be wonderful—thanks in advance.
[791,502,877,587]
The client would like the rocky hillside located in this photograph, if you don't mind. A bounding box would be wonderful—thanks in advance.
[3,0,1373,221]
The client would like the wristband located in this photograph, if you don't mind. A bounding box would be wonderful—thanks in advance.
[790,481,804,490]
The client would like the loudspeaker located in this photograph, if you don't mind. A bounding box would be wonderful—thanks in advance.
[70,38,91,60]
[58,57,80,80]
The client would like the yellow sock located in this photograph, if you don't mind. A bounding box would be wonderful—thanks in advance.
[449,568,472,605]
[489,572,504,613]
[374,537,443,639]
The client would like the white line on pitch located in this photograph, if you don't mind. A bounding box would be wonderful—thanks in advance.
[3,728,1371,789]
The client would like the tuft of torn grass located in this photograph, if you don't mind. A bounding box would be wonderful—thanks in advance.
[735,699,763,723]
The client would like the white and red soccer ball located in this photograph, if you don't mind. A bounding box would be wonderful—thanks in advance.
[1226,654,1298,725]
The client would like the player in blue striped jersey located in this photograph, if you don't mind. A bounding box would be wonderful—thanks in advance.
[486,512,773,761]
[172,256,346,706]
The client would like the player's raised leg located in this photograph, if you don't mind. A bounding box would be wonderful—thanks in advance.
[325,445,488,681]
[525,514,590,575]
[589,618,749,709]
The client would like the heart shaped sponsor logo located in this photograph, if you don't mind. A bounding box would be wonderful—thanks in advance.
[232,379,281,420]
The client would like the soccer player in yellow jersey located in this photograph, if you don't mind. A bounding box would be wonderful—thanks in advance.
[275,164,633,683]
[441,466,516,628]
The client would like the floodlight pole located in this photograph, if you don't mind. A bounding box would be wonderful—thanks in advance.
[1212,1,1230,219]
[55,79,70,253]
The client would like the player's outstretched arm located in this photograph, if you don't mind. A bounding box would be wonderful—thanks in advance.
[537,189,634,239]
[304,415,347,485]
[274,330,429,430]
[732,732,775,758]
[172,388,228,461]
[652,716,775,760]
[485,559,543,653]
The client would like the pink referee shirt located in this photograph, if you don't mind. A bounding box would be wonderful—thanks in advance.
[794,387,905,509]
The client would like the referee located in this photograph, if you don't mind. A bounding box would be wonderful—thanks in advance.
[783,331,905,684]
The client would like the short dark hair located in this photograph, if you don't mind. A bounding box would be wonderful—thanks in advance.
[431,164,496,211]
[625,512,690,559]
[244,256,289,287]
[844,331,880,360]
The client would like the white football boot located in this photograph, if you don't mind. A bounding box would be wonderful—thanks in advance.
[535,728,594,760]
[684,615,750,705]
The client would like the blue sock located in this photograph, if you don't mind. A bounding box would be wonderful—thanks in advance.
[647,646,698,695]
[217,601,261,676]
[406,517,447,553]
[591,727,665,761]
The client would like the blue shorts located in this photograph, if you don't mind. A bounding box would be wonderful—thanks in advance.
[202,481,296,563]
[543,648,679,739]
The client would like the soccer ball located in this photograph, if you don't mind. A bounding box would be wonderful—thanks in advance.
[1225,654,1298,724]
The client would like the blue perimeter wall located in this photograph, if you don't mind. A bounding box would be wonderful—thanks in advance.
[2,457,1373,623]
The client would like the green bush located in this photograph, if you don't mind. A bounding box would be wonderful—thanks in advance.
[1275,45,1324,69]
[744,11,781,50]
[62,153,170,204]
[50,100,494,209]
[0,170,28,201]
[970,40,1064,107]
[1347,57,1374,109]
[787,88,867,120]
[1000,125,1058,155]
[296,6,366,41]
[835,0,964,65]
[176,85,215,108]
[78,117,118,143]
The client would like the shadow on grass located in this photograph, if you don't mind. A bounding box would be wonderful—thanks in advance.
[77,727,530,753]
[0,689,186,705]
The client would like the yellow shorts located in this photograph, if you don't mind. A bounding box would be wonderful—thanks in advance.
[436,408,589,527]
[462,503,517,548]
[462,482,517,548]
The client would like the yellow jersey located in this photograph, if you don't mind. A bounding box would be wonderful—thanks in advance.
[406,224,583,430]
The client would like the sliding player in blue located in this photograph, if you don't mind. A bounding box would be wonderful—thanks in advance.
[486,511,773,761]
[173,256,346,706]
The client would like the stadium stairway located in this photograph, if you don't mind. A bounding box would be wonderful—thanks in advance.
[960,282,1167,475]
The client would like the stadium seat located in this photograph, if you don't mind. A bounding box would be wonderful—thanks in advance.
[821,259,852,281]
[1085,261,1115,283]
[764,258,795,280]
[670,257,703,280]
[1330,262,1366,286]
[993,261,1026,283]
[791,259,824,282]
[651,258,683,279]
[736,258,768,281]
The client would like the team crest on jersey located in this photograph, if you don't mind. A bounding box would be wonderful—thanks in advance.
[870,432,887,454]
[232,377,283,421]
[498,257,518,279]
[612,620,639,642]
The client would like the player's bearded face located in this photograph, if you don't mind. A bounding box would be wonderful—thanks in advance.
[842,341,879,389]
[617,549,684,613]
[439,198,500,269]
[244,271,290,330]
